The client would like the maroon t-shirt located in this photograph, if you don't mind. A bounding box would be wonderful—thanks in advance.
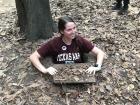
[37,35,94,64]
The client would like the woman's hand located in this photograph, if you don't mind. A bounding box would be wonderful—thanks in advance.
[86,66,101,74]
[30,51,57,75]
[45,67,58,75]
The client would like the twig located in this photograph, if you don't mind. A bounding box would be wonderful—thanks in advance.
[65,93,70,105]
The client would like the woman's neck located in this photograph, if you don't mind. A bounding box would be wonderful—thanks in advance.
[62,37,72,45]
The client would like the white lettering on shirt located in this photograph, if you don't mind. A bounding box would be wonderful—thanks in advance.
[57,53,80,62]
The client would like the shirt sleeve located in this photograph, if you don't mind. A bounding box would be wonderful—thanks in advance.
[37,40,52,58]
[78,36,94,53]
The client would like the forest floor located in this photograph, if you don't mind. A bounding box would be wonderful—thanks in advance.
[0,0,140,105]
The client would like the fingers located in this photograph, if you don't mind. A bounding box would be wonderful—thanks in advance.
[86,66,94,74]
[49,70,57,75]
[50,68,58,75]
[47,67,58,75]
[86,66,101,74]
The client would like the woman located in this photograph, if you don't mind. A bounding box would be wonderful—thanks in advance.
[30,16,105,75]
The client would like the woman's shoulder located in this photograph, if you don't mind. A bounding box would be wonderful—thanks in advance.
[75,32,87,41]
[75,32,92,45]
[48,34,61,43]
[41,34,61,47]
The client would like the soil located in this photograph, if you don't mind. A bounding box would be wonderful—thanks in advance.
[0,0,140,105]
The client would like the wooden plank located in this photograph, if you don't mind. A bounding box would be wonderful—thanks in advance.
[53,63,96,84]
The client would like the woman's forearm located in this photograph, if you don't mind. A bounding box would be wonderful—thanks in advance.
[96,50,104,66]
[29,51,47,73]
[91,47,105,66]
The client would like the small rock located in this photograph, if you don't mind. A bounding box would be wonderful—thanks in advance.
[105,85,112,91]
[127,84,135,91]
[122,62,129,68]
[77,98,84,102]
[74,76,80,81]
[125,102,132,105]
[99,86,105,93]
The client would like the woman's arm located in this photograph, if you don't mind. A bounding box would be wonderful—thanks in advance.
[86,46,105,74]
[91,46,105,66]
[29,51,57,75]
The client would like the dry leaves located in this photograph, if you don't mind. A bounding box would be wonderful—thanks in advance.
[0,0,140,104]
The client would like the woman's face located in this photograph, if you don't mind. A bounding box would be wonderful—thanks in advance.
[61,22,77,40]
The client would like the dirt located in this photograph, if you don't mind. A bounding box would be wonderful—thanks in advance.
[0,0,140,105]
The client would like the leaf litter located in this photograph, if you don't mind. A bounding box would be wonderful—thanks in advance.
[0,0,140,105]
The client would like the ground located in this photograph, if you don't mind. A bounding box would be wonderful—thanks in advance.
[0,0,140,105]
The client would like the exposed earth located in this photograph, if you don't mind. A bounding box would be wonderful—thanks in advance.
[0,0,140,105]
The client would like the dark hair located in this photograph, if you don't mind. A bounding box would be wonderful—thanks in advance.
[58,16,75,34]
